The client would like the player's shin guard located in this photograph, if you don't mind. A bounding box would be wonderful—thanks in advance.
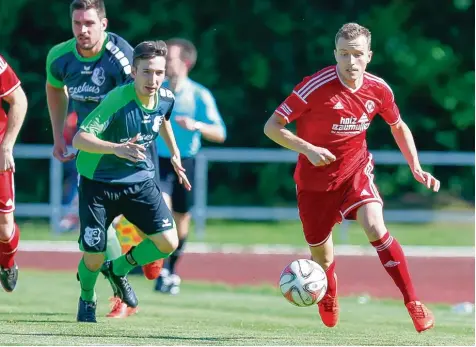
[371,231,417,304]
[0,223,20,268]
[77,257,100,302]
[112,239,172,276]
[164,236,187,275]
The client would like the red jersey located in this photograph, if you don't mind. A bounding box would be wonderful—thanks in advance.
[0,55,21,143]
[275,65,401,191]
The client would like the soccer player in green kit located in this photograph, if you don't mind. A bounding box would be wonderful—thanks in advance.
[72,40,191,322]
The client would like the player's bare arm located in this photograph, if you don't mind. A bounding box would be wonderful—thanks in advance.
[175,116,225,143]
[72,130,146,163]
[159,120,191,190]
[1,85,28,172]
[264,113,336,166]
[46,83,76,162]
[390,120,440,192]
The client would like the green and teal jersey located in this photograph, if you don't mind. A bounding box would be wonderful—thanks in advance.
[76,82,175,184]
[46,32,133,125]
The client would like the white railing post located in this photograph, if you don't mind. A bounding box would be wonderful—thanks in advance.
[194,152,208,240]
[49,155,63,234]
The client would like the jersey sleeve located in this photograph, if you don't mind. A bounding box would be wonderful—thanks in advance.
[46,47,65,88]
[379,84,401,126]
[80,94,116,136]
[165,99,175,120]
[0,55,21,97]
[196,88,227,137]
[107,38,133,85]
[273,77,311,123]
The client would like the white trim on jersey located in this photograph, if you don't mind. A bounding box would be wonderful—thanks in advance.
[387,117,402,126]
[0,81,21,98]
[364,72,395,102]
[0,56,7,75]
[275,110,290,123]
[296,69,337,100]
[105,41,132,76]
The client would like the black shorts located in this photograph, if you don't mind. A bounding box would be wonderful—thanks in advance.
[78,176,173,253]
[158,157,195,213]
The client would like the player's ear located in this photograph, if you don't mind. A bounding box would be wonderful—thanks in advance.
[367,50,373,63]
[131,65,137,79]
[101,18,108,31]
[333,49,338,63]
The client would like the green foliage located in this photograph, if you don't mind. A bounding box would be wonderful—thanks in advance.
[3,0,474,206]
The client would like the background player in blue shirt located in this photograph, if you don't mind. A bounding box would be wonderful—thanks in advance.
[155,38,226,294]
[45,0,160,318]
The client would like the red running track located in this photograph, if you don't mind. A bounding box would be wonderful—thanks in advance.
[16,251,474,304]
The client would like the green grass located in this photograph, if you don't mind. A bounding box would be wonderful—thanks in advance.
[17,219,475,246]
[0,270,473,346]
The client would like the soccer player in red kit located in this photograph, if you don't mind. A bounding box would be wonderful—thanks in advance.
[0,54,28,292]
[264,23,439,333]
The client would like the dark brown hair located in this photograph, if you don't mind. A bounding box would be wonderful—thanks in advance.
[133,40,168,67]
[70,0,106,19]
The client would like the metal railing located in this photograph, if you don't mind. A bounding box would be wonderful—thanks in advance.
[12,145,475,237]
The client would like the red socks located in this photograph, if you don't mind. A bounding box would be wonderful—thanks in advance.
[371,231,417,304]
[0,223,20,268]
[325,261,337,297]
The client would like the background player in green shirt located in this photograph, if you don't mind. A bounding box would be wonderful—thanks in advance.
[72,40,190,323]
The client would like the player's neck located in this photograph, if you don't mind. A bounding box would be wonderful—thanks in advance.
[135,88,157,110]
[336,69,363,91]
[77,32,107,58]
[168,75,187,92]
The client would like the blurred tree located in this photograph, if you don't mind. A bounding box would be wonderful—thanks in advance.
[2,0,473,206]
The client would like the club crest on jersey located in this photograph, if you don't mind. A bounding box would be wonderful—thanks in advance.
[152,115,164,132]
[91,67,106,86]
[365,100,376,113]
[331,113,370,135]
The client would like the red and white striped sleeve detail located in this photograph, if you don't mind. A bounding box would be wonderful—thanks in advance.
[365,72,401,126]
[274,67,337,123]
[0,55,21,98]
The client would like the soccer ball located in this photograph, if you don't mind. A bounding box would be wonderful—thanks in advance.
[279,259,328,307]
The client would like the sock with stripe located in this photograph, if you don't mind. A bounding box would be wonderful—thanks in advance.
[371,231,417,304]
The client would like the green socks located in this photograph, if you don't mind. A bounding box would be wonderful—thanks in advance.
[77,258,100,302]
[112,238,172,276]
[105,224,122,260]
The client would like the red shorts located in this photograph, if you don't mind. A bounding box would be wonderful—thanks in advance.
[297,155,382,246]
[0,171,15,214]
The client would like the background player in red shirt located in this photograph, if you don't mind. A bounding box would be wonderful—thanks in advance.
[0,54,28,292]
[264,23,440,333]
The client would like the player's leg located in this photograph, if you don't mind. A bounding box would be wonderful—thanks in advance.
[111,179,178,274]
[297,188,340,327]
[0,171,19,292]
[161,157,195,294]
[155,156,176,292]
[343,155,434,332]
[355,202,434,332]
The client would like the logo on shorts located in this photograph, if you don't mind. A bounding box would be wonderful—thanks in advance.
[84,227,102,247]
[161,218,172,228]
[5,199,13,207]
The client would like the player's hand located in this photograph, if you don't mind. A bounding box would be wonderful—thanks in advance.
[412,167,440,192]
[171,155,192,191]
[175,116,196,131]
[0,146,15,172]
[53,138,76,163]
[113,134,146,163]
[305,146,336,167]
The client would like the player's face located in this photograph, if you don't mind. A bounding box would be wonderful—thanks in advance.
[334,35,372,84]
[72,9,107,51]
[165,45,186,78]
[132,56,167,97]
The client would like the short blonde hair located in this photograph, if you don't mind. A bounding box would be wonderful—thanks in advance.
[335,23,371,50]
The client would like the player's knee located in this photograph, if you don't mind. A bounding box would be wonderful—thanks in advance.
[83,252,106,271]
[0,213,14,241]
[152,228,179,254]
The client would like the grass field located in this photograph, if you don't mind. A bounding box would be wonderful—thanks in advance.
[0,270,473,346]
[17,219,475,247]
